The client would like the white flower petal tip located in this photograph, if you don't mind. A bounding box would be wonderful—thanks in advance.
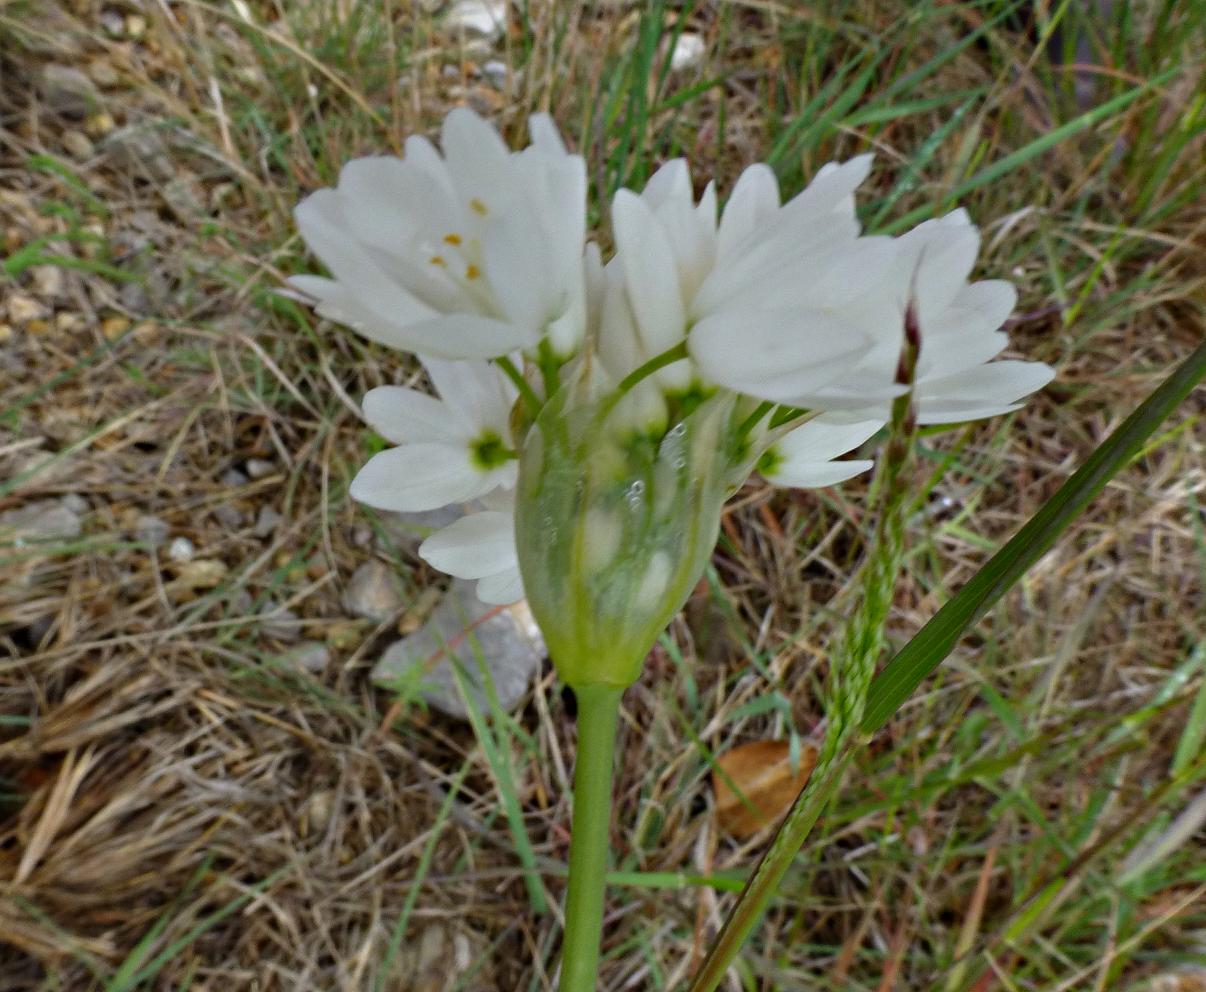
[419,511,523,604]
[291,109,587,362]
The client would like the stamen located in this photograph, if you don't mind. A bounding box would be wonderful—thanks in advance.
[429,255,447,267]
[465,264,481,280]
[443,233,462,245]
[469,198,489,216]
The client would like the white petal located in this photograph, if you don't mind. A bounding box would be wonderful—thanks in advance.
[897,219,980,325]
[917,331,1008,380]
[483,207,555,332]
[765,457,875,488]
[528,113,567,155]
[440,107,512,206]
[295,190,434,326]
[777,154,873,228]
[396,314,540,360]
[350,445,495,512]
[423,358,515,436]
[917,360,1054,424]
[776,416,884,462]
[640,159,692,212]
[419,510,517,578]
[362,386,463,445]
[612,190,688,356]
[717,163,781,258]
[688,307,873,401]
[475,567,525,605]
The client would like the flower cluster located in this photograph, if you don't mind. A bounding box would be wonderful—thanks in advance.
[292,110,1052,682]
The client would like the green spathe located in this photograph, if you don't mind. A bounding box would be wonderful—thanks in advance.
[515,362,749,689]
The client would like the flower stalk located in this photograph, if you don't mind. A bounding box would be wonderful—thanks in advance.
[559,683,624,992]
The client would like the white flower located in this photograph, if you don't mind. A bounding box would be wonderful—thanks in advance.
[419,491,523,605]
[758,415,884,488]
[696,207,1054,425]
[349,358,517,512]
[605,156,891,395]
[289,109,588,361]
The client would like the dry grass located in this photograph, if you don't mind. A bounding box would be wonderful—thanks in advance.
[1,1,1204,990]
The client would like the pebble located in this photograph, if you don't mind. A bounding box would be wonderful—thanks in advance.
[62,130,95,159]
[168,535,195,562]
[103,125,174,181]
[342,560,405,623]
[38,64,104,118]
[373,579,545,720]
[88,58,120,88]
[445,0,507,38]
[281,640,329,674]
[101,316,130,340]
[134,514,170,548]
[221,468,249,488]
[670,32,706,71]
[173,559,228,589]
[244,457,274,479]
[6,293,49,326]
[481,59,507,86]
[31,265,68,302]
[260,605,301,642]
[213,503,244,529]
[0,500,82,544]
[378,504,465,554]
[253,505,283,538]
[60,493,88,514]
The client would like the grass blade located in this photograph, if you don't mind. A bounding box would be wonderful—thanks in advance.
[862,338,1206,733]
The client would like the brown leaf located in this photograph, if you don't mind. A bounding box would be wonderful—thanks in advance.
[712,740,818,839]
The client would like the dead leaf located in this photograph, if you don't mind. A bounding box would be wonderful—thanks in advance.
[712,740,818,839]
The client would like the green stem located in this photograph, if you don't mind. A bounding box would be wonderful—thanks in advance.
[560,683,625,992]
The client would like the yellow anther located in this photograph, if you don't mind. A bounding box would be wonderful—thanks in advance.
[465,263,481,281]
[429,254,447,267]
[469,198,489,216]
[443,233,462,245]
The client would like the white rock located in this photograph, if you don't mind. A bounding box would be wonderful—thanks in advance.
[135,514,170,548]
[281,641,329,674]
[670,32,706,71]
[245,458,274,479]
[253,505,283,538]
[167,535,195,562]
[445,0,507,38]
[373,579,545,719]
[259,605,301,642]
[342,559,405,623]
[0,499,82,544]
[60,493,88,514]
[482,59,507,86]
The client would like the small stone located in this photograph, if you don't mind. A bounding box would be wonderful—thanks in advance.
[84,112,116,138]
[213,503,244,528]
[6,293,49,326]
[0,324,12,343]
[100,9,124,34]
[669,32,706,71]
[481,59,507,86]
[101,316,130,340]
[168,535,195,562]
[378,504,465,554]
[31,265,68,302]
[445,0,507,38]
[103,125,174,181]
[173,559,227,589]
[253,505,283,538]
[62,130,95,159]
[60,493,88,514]
[161,176,205,218]
[39,65,104,118]
[0,500,82,544]
[343,560,406,623]
[221,468,249,488]
[244,458,274,480]
[55,313,85,334]
[88,58,120,88]
[260,606,301,642]
[281,641,329,674]
[125,13,147,37]
[373,579,545,719]
[302,789,335,836]
[135,514,170,548]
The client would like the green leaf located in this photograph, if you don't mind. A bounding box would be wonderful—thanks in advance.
[862,338,1206,733]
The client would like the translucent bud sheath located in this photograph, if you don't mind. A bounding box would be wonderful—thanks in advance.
[515,369,742,689]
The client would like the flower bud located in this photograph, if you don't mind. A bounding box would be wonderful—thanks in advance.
[515,368,745,688]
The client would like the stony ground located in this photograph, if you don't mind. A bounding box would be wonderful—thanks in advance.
[1,1,1204,991]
